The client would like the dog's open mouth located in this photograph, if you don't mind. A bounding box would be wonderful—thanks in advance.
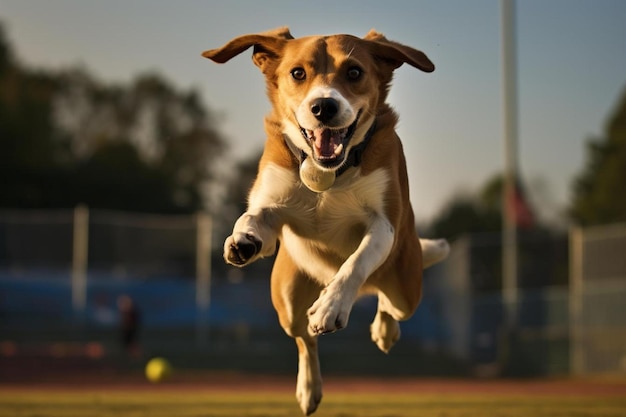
[300,115,359,169]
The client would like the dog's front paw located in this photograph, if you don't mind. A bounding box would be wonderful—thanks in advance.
[307,286,352,335]
[223,232,262,266]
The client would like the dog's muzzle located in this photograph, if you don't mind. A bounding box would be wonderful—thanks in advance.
[300,113,360,169]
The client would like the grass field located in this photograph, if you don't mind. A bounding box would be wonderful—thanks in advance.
[1,364,625,417]
[2,389,626,417]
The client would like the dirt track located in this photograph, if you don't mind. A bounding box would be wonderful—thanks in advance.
[2,371,626,398]
[2,354,626,397]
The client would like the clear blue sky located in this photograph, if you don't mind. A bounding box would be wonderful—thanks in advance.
[2,0,625,226]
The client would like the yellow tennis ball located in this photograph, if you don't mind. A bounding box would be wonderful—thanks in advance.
[299,158,336,192]
[145,357,172,383]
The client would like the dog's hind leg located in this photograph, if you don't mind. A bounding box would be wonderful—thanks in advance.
[271,249,324,415]
[370,306,401,354]
[370,285,412,353]
[370,238,449,353]
[369,240,423,354]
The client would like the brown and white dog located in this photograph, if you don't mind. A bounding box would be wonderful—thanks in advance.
[203,27,449,415]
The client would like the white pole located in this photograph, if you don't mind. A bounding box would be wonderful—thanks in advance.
[500,0,519,331]
[569,226,584,375]
[195,212,212,346]
[71,204,89,315]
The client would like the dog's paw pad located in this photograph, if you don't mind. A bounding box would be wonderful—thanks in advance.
[224,233,262,265]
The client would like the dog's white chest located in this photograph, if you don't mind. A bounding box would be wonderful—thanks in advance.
[250,163,390,281]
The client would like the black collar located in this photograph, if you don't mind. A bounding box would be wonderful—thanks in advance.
[284,120,377,177]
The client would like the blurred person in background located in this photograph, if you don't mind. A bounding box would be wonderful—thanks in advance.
[117,295,141,358]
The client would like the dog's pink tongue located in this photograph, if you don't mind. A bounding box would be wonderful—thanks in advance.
[313,128,336,158]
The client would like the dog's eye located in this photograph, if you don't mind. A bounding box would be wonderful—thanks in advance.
[291,67,306,81]
[347,66,362,81]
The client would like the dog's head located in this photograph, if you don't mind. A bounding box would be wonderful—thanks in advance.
[203,27,434,171]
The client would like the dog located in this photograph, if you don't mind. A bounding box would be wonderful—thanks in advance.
[203,27,449,415]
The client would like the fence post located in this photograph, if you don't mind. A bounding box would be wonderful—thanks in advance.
[569,226,584,375]
[71,204,89,317]
[195,212,212,347]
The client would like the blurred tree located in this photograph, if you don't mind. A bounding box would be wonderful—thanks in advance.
[0,24,10,74]
[52,69,226,213]
[427,196,490,240]
[428,175,503,241]
[0,23,226,214]
[570,86,626,225]
[0,25,70,208]
[73,142,178,212]
[428,173,540,242]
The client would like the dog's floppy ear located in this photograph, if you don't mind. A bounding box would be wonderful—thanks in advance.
[363,29,434,73]
[202,27,293,72]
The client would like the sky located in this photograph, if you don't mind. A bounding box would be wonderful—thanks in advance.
[1,0,625,226]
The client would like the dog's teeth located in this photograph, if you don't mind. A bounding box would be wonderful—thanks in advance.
[334,144,343,156]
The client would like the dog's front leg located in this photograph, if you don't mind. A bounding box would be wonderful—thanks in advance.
[224,208,280,266]
[307,213,395,335]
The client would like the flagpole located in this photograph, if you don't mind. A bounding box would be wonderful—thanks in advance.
[501,0,519,332]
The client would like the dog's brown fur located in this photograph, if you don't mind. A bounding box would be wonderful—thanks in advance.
[203,27,449,415]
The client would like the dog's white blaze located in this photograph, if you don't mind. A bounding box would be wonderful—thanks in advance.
[283,84,375,175]
[296,86,355,130]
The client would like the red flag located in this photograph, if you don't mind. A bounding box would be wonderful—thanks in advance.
[507,179,534,229]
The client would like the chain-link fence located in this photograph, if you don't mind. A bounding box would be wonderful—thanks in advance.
[570,223,626,375]
[2,209,625,376]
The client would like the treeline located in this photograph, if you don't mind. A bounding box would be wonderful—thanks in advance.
[428,83,626,240]
[2,20,624,234]
[0,24,225,214]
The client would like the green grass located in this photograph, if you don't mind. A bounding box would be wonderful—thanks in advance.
[1,391,626,417]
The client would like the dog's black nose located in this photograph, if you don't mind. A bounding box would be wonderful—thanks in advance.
[310,98,339,123]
